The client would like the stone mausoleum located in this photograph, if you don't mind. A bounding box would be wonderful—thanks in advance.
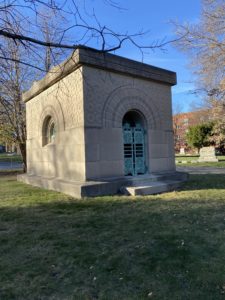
[18,47,187,197]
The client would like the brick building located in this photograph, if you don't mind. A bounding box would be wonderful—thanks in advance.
[173,109,212,153]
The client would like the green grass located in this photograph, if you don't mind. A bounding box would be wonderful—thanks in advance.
[176,156,199,163]
[176,155,225,167]
[1,174,225,299]
[176,154,199,158]
[177,161,225,167]
[0,153,22,162]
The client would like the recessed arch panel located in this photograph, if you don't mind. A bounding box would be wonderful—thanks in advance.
[102,86,162,129]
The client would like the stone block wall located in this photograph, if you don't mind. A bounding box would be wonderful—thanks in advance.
[83,66,175,179]
[26,68,86,181]
[24,47,176,183]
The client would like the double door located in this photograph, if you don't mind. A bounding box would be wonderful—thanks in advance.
[123,123,146,176]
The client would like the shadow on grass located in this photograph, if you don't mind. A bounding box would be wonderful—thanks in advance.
[1,187,225,299]
[0,170,23,176]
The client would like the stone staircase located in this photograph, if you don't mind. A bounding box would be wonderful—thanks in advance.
[121,172,188,196]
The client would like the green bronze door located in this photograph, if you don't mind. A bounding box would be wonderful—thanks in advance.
[123,123,146,176]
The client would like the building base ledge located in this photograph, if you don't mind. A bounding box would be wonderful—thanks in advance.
[17,171,188,198]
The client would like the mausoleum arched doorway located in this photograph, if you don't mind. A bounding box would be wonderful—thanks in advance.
[122,110,147,176]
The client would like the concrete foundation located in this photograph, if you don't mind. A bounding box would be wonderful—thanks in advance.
[18,171,188,198]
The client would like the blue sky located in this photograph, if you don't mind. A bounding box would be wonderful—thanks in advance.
[80,0,202,114]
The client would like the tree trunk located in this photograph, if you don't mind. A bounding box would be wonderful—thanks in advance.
[19,142,27,172]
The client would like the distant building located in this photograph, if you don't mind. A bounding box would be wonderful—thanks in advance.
[173,109,212,153]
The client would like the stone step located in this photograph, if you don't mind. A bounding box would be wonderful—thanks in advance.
[125,172,187,187]
[122,180,183,196]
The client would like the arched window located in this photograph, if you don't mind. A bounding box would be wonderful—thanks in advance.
[43,116,56,146]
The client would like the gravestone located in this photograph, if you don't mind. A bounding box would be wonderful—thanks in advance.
[198,146,218,162]
[180,147,185,155]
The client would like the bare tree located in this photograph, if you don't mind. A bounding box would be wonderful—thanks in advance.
[0,33,28,170]
[0,7,68,171]
[37,6,70,72]
[173,0,225,104]
[173,0,225,152]
[0,0,181,68]
[0,0,181,171]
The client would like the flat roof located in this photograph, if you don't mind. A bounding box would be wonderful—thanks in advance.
[23,46,177,102]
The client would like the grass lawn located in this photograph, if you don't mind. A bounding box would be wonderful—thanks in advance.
[175,155,199,162]
[1,173,225,299]
[176,155,225,167]
[177,161,225,168]
[0,153,22,163]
